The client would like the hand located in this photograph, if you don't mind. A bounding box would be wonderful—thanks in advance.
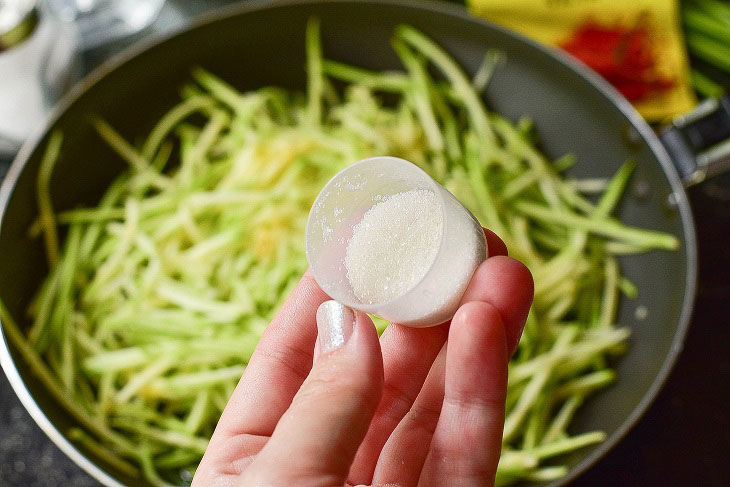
[193,230,533,487]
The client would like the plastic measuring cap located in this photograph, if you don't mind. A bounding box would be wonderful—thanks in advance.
[305,156,487,327]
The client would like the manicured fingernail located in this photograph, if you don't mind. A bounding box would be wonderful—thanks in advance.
[316,300,354,355]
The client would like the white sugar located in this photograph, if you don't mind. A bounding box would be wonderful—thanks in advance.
[345,189,442,304]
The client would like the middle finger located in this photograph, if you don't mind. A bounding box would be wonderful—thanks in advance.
[347,322,449,484]
[347,230,507,484]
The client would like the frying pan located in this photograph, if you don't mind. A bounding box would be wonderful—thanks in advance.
[1,0,722,485]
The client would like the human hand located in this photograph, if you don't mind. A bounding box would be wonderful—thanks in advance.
[193,230,533,487]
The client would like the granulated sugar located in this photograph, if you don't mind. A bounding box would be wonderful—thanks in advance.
[345,189,442,304]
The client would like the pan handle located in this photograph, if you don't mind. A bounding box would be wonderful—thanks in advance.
[660,94,730,188]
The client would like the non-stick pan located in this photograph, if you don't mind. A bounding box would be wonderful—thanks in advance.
[0,0,721,485]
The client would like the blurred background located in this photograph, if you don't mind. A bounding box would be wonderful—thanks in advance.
[1,0,728,485]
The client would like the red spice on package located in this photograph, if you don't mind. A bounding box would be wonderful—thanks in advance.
[560,20,675,102]
[468,0,695,120]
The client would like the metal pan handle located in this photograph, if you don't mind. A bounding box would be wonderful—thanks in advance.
[660,94,730,187]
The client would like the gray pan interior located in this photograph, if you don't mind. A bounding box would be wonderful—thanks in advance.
[0,0,696,485]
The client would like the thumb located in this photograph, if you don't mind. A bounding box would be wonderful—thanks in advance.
[240,301,384,486]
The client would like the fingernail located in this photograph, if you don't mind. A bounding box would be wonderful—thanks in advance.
[316,300,355,355]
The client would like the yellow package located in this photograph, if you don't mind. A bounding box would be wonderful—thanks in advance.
[468,0,696,121]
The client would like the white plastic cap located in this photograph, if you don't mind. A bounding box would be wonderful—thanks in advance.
[306,156,487,327]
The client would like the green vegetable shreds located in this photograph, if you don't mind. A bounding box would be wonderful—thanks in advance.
[1,20,678,486]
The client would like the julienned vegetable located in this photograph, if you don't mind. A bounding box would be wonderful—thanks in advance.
[682,0,730,97]
[0,21,678,486]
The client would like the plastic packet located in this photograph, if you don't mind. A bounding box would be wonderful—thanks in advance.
[469,0,696,121]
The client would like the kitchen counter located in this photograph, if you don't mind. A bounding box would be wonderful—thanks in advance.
[1,1,729,485]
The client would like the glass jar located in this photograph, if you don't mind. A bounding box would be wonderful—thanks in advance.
[0,0,80,157]
[46,0,166,49]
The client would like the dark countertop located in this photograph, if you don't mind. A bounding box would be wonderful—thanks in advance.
[1,2,730,486]
[574,180,730,487]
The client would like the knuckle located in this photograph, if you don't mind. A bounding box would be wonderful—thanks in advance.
[427,442,494,481]
[379,379,416,422]
[255,341,313,383]
[406,401,441,435]
[444,392,504,414]
[294,362,372,407]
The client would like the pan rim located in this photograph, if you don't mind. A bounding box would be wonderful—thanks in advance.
[0,0,698,485]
